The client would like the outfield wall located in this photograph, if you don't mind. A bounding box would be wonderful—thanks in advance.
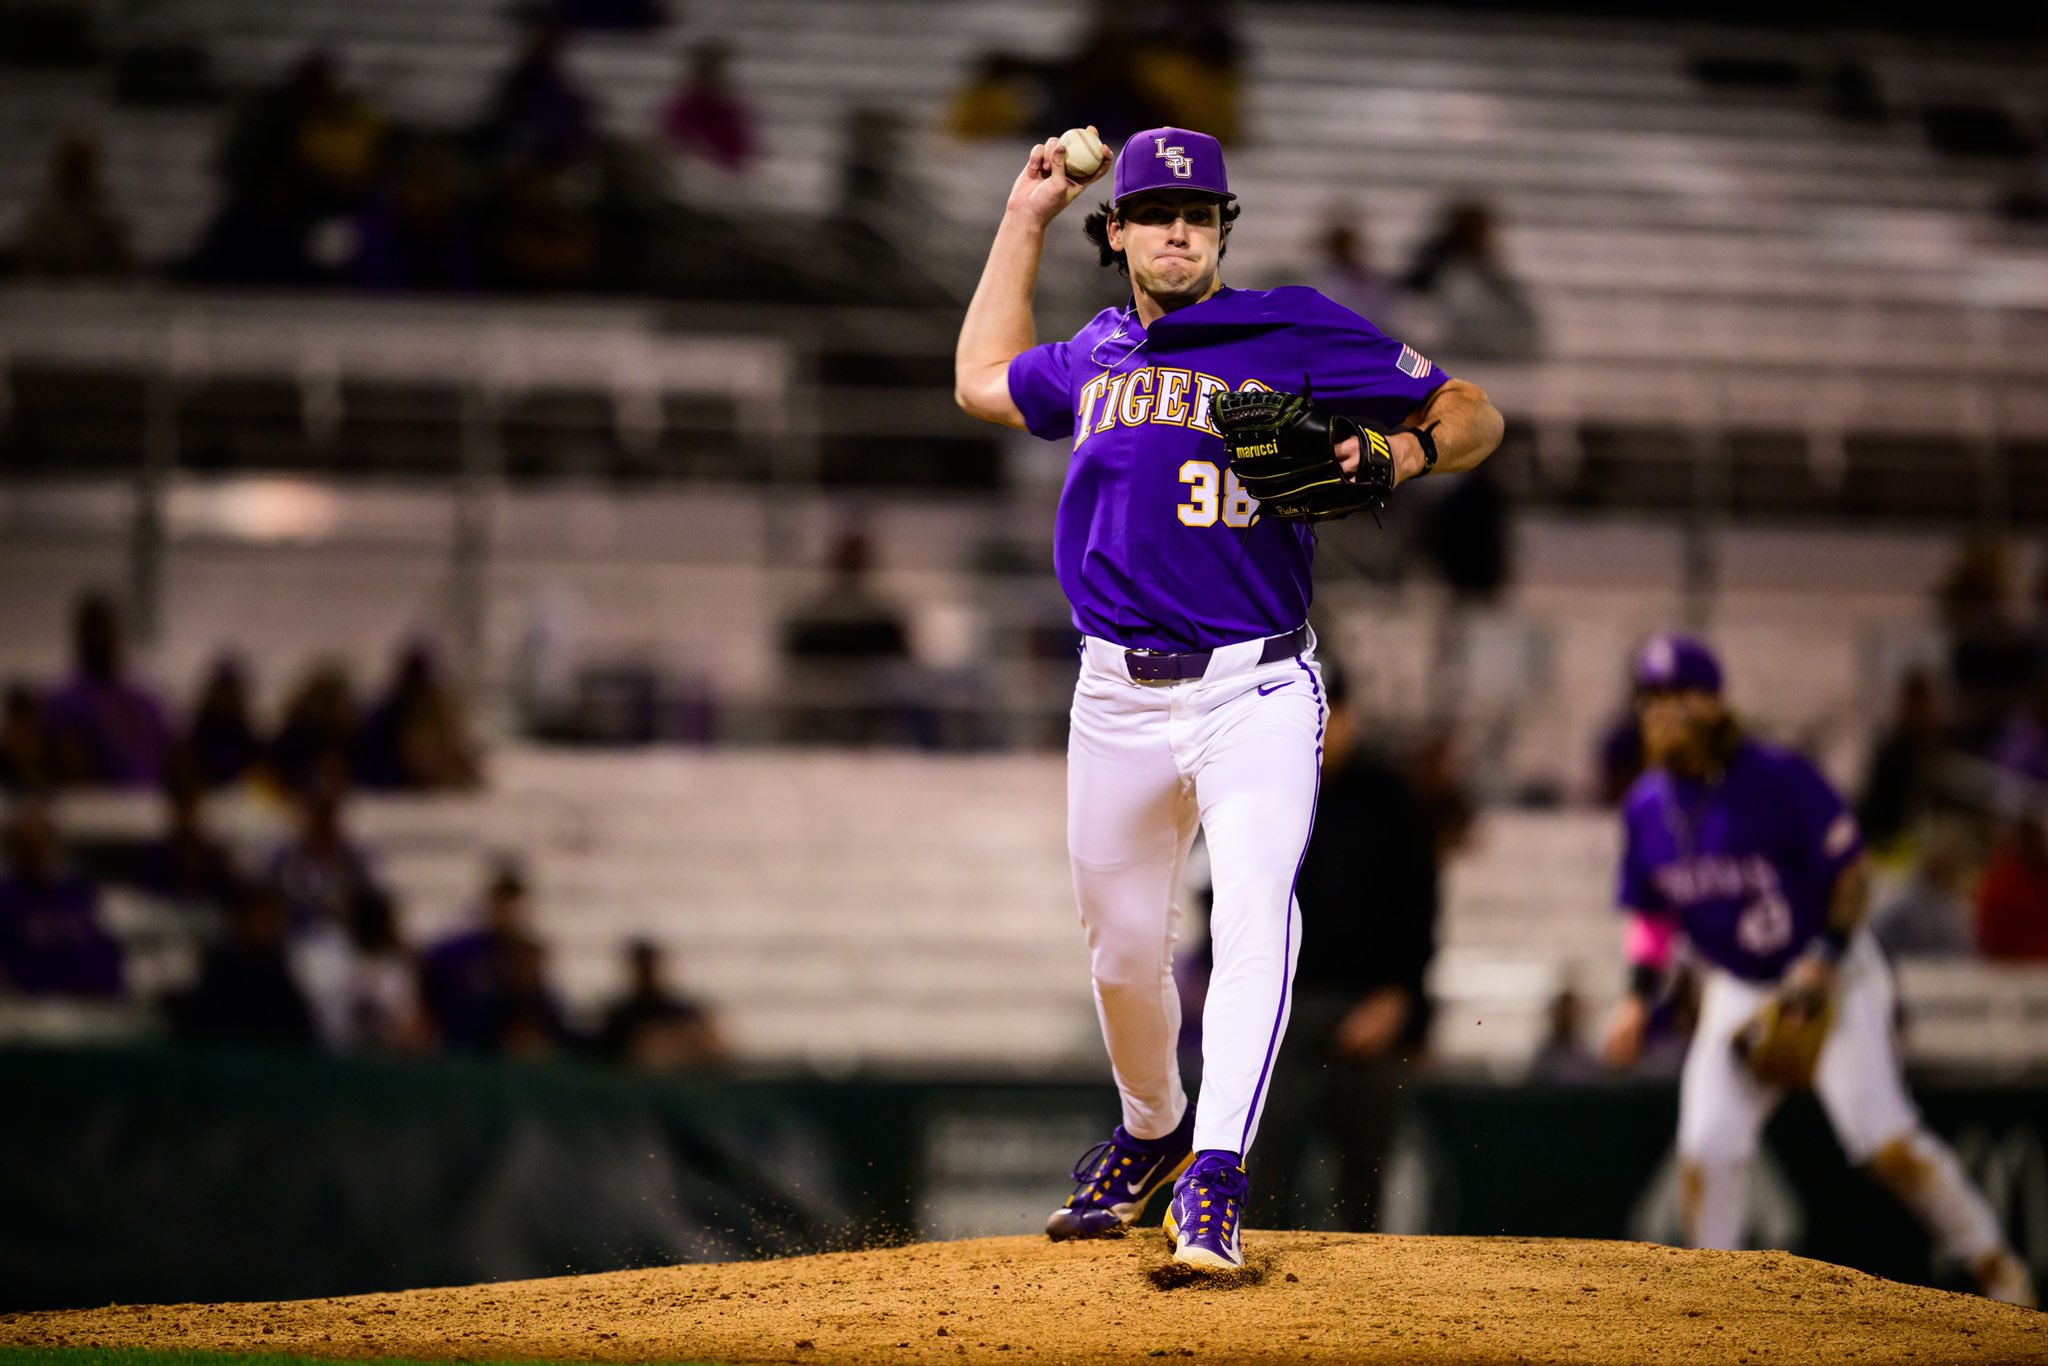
[7,1048,2048,1311]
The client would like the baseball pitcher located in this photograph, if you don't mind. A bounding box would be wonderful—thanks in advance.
[954,124,1503,1270]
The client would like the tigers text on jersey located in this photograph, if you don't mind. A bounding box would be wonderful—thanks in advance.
[1006,285,1447,652]
[1618,738,1864,981]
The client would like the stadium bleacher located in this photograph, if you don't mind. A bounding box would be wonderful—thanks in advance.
[4,0,2047,475]
[3,0,2048,1078]
[13,745,2048,1076]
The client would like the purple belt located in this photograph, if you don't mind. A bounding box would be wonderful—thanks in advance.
[1124,624,1310,686]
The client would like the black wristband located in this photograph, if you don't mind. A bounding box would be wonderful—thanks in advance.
[1397,422,1440,476]
[1805,925,1851,965]
[1628,962,1664,1003]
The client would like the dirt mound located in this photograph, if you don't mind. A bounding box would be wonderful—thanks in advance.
[3,1232,2042,1365]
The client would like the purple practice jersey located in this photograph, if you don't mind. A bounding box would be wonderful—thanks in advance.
[1618,738,1865,982]
[1007,285,1448,651]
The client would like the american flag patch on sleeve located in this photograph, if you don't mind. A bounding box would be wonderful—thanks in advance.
[1396,344,1433,379]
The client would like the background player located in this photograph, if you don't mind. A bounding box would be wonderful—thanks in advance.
[953,124,1502,1269]
[1600,633,2034,1305]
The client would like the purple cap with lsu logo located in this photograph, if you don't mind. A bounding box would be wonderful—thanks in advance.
[1634,632,1723,696]
[1111,126,1233,209]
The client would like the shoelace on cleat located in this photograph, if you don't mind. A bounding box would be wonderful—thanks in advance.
[1069,1140,1115,1184]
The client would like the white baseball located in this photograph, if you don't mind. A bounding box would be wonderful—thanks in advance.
[1060,126,1107,180]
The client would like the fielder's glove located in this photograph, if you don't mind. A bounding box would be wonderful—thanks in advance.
[1213,388,1399,524]
[1731,985,1835,1091]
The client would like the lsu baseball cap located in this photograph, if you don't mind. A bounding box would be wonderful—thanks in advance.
[1634,632,1723,695]
[1111,126,1233,209]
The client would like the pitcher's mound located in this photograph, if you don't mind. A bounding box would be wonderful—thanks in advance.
[3,1231,2042,1365]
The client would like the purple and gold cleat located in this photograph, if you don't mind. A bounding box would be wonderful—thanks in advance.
[1044,1108,1195,1241]
[1163,1151,1249,1271]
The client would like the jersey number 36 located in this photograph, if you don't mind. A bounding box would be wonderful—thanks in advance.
[1179,461,1259,529]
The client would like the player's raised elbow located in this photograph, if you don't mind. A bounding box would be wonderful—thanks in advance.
[954,361,1028,430]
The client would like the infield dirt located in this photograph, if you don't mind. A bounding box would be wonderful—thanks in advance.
[3,1231,2043,1366]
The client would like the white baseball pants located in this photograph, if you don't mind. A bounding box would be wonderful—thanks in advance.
[1678,933,2004,1263]
[1065,631,1325,1159]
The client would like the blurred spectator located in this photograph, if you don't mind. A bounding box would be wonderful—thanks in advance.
[831,107,955,305]
[1401,200,1541,360]
[531,0,665,29]
[1409,729,1476,860]
[292,886,424,1053]
[1245,667,1437,1232]
[780,529,920,744]
[2031,553,2048,677]
[783,530,911,661]
[16,130,132,280]
[185,655,263,789]
[659,41,756,174]
[420,861,559,1053]
[1824,59,1889,125]
[0,803,123,997]
[484,160,605,292]
[1045,4,1169,148]
[264,766,377,935]
[1977,811,2048,961]
[43,592,174,789]
[1869,824,1977,958]
[481,24,596,164]
[1857,669,1946,853]
[1304,215,1396,326]
[353,141,481,292]
[598,939,726,1069]
[130,771,240,910]
[496,935,579,1058]
[1527,984,1602,1084]
[220,51,384,214]
[286,61,385,211]
[172,882,316,1048]
[195,51,383,286]
[946,52,1044,140]
[1131,0,1245,143]
[356,643,482,791]
[185,170,324,286]
[1991,683,2048,786]
[0,685,51,793]
[1935,538,2032,750]
[1419,460,1512,604]
[270,661,359,797]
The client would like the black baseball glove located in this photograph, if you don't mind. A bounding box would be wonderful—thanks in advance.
[1212,389,1398,524]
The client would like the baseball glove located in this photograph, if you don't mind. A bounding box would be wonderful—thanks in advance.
[1212,388,1396,523]
[1731,985,1835,1090]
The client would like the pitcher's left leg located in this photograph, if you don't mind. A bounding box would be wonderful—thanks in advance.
[1188,659,1325,1161]
[1161,658,1323,1270]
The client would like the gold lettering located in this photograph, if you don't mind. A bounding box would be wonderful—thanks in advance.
[1189,374,1231,435]
[1154,368,1193,426]
[1074,373,1111,445]
[1094,374,1128,434]
[1118,368,1156,427]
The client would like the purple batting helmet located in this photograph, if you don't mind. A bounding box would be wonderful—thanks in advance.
[1111,126,1233,209]
[1634,632,1723,695]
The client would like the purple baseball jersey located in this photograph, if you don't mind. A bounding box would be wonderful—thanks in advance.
[1618,738,1865,981]
[1007,285,1447,651]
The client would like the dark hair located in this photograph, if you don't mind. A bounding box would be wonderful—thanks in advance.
[1082,198,1240,277]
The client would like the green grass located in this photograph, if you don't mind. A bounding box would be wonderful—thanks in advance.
[0,1353,736,1366]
